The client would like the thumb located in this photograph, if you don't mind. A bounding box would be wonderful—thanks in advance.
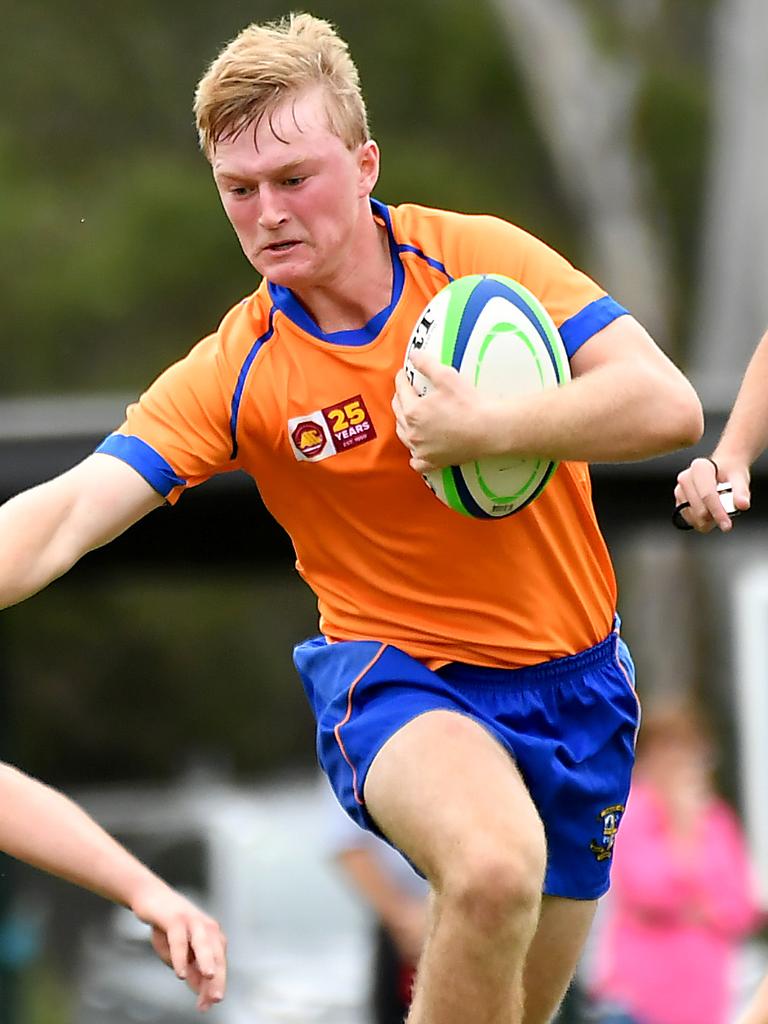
[729,469,751,511]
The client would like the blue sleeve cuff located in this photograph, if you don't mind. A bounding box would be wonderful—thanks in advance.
[558,296,629,357]
[95,433,187,498]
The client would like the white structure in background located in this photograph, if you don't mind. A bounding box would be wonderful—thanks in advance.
[72,775,370,1024]
[693,0,768,408]
[733,562,768,902]
[490,0,672,343]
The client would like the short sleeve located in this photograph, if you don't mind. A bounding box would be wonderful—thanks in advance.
[96,332,239,503]
[447,213,629,357]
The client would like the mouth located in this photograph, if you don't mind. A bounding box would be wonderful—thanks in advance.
[263,240,301,255]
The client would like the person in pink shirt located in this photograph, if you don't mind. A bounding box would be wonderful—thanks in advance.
[589,700,760,1024]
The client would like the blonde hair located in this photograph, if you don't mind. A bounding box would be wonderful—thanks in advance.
[194,12,370,158]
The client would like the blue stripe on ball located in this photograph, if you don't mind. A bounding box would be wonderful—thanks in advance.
[450,464,494,519]
[452,276,564,382]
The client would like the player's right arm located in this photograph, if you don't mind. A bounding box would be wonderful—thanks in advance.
[0,762,226,1010]
[0,453,163,609]
[674,328,768,532]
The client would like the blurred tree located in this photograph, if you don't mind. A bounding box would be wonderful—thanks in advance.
[691,0,768,407]
[490,0,674,344]
[4,569,321,785]
[489,0,714,357]
[1,0,574,397]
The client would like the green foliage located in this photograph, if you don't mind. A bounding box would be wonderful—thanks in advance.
[5,569,320,785]
[1,0,572,396]
[1,1,720,396]
[636,64,711,337]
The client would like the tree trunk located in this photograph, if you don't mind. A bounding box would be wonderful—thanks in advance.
[691,0,768,408]
[490,0,674,347]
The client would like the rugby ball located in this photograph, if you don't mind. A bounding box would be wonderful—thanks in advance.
[404,274,570,519]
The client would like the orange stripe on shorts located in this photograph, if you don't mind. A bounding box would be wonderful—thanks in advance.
[333,644,387,805]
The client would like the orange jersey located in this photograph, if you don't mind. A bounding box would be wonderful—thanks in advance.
[99,201,628,667]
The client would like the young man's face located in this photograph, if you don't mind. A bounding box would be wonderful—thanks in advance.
[211,86,379,291]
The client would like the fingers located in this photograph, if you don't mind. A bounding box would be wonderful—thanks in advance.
[408,347,444,380]
[151,916,226,1012]
[165,917,193,980]
[674,456,744,533]
[185,917,227,1012]
[392,370,425,459]
[189,917,227,998]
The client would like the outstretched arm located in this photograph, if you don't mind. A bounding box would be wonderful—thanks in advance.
[675,329,768,532]
[0,453,163,609]
[0,763,226,1011]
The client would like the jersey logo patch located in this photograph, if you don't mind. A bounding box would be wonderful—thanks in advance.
[288,395,377,462]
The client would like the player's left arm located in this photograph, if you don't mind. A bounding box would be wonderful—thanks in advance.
[559,314,704,460]
[395,314,703,472]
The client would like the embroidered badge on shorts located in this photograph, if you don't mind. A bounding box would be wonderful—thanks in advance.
[589,804,625,862]
[288,395,377,462]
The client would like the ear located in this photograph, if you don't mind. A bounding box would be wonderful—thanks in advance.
[357,139,380,198]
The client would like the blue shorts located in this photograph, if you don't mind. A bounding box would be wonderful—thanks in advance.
[294,627,640,900]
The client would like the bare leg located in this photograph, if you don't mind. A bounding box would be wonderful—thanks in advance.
[364,710,547,1024]
[738,974,768,1024]
[522,895,597,1024]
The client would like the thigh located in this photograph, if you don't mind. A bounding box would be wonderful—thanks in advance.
[363,708,546,884]
[475,632,640,901]
[294,637,465,835]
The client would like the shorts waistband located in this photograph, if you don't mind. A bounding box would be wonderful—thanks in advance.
[437,629,617,687]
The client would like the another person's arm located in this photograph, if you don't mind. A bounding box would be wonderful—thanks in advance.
[335,846,427,964]
[0,763,225,1010]
[393,314,703,472]
[0,453,162,609]
[674,329,768,532]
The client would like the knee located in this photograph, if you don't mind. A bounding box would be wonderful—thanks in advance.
[441,833,546,937]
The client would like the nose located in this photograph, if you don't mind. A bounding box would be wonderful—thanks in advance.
[258,185,288,230]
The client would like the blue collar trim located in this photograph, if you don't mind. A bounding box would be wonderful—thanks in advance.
[266,198,405,347]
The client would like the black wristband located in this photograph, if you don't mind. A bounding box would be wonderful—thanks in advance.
[671,501,694,531]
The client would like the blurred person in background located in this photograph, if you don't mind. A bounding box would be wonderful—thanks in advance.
[675,327,768,532]
[327,786,428,1024]
[0,761,226,1012]
[674,330,768,1020]
[588,701,760,1024]
[0,11,703,1023]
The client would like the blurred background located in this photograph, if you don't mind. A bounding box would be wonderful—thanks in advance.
[2,0,768,1020]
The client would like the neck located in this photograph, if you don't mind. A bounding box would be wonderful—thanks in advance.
[292,210,393,333]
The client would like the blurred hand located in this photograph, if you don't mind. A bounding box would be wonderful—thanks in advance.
[131,879,227,1012]
[674,456,750,533]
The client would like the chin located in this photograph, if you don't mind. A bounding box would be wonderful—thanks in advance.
[260,264,315,290]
